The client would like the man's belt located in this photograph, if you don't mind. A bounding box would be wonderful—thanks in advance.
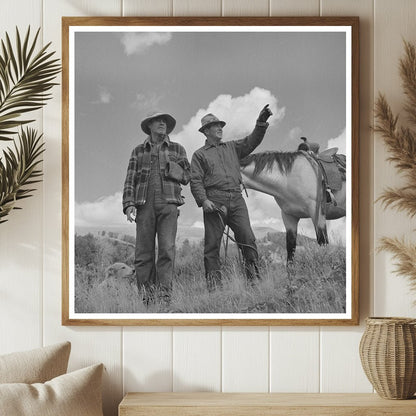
[206,187,241,194]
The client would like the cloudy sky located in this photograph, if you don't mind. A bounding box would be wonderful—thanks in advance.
[73,28,347,241]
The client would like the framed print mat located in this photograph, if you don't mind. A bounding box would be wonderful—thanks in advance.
[62,17,359,326]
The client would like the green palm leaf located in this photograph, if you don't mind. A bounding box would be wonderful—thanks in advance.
[0,127,45,223]
[0,27,60,141]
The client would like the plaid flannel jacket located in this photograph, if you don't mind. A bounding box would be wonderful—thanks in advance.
[123,135,190,212]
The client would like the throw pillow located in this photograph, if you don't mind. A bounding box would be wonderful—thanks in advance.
[0,363,104,416]
[0,341,71,384]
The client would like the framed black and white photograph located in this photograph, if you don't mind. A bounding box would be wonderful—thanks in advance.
[62,17,359,326]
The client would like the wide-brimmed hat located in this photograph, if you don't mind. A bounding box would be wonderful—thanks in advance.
[141,112,176,135]
[198,113,226,133]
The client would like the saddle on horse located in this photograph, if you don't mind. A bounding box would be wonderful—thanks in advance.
[297,137,346,206]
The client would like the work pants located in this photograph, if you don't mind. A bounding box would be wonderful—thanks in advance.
[134,197,178,296]
[203,190,259,291]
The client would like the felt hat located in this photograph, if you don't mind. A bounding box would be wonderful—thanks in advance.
[198,113,226,133]
[141,112,176,135]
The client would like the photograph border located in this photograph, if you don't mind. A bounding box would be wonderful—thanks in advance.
[62,16,359,326]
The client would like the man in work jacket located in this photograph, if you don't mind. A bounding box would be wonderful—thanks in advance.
[190,105,272,291]
[123,112,191,303]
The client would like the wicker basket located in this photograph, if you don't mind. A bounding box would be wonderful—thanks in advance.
[359,317,416,399]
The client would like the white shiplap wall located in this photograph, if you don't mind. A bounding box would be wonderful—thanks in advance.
[1,1,416,415]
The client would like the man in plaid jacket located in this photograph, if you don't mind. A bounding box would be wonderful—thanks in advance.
[123,112,190,303]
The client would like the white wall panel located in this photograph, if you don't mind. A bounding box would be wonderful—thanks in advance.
[270,0,320,16]
[0,201,43,353]
[270,328,320,392]
[222,0,270,16]
[0,0,41,34]
[173,327,221,391]
[320,328,372,392]
[0,0,43,355]
[376,251,416,316]
[174,0,221,16]
[124,328,173,393]
[374,0,416,317]
[124,0,173,16]
[222,327,269,392]
[42,2,123,415]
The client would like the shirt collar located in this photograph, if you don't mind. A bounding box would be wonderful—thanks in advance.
[204,139,225,150]
[144,135,170,149]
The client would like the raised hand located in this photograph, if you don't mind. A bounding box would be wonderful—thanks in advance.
[257,104,273,123]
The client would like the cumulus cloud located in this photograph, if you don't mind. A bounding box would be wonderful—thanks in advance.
[170,87,285,157]
[92,86,113,104]
[121,32,172,55]
[327,128,346,153]
[75,192,125,227]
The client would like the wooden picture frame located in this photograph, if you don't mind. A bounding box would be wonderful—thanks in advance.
[62,16,359,326]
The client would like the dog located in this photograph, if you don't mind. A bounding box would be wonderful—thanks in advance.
[97,262,136,291]
[105,262,135,283]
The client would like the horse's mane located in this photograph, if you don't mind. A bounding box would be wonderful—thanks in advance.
[240,151,301,176]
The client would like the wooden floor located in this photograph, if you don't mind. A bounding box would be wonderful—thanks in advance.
[119,392,416,416]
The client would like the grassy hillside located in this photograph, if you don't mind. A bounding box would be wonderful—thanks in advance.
[74,231,346,314]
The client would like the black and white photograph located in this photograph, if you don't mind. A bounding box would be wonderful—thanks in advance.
[63,17,359,325]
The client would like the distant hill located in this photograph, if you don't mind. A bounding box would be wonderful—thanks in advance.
[252,226,279,239]
[75,224,280,244]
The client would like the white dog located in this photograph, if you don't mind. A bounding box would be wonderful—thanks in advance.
[106,262,135,282]
[98,262,136,290]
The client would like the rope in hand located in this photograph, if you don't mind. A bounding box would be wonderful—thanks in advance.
[213,206,258,260]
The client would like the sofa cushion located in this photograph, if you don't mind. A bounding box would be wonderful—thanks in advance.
[0,341,71,384]
[0,363,104,416]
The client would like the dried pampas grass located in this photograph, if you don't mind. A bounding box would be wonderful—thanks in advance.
[378,237,416,294]
[375,40,416,298]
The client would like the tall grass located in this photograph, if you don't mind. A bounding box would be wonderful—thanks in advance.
[74,234,346,314]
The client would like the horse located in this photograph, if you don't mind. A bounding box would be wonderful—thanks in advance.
[240,151,346,263]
